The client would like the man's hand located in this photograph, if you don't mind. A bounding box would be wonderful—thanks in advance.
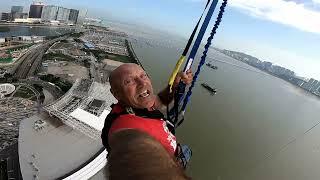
[156,69,194,109]
[173,69,193,88]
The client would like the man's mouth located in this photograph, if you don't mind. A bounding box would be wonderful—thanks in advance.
[139,90,150,98]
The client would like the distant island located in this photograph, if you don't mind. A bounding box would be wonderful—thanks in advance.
[215,48,320,97]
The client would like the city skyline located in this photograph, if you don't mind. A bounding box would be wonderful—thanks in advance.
[1,2,79,24]
[0,0,319,80]
[220,49,320,96]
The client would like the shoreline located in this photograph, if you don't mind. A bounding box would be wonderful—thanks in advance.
[0,22,76,27]
[126,40,143,67]
[217,51,320,99]
[0,23,78,29]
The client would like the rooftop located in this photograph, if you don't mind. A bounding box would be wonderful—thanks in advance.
[19,114,103,179]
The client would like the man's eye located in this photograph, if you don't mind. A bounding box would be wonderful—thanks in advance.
[124,79,133,85]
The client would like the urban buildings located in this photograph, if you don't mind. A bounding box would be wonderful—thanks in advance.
[68,9,79,24]
[29,2,44,18]
[315,83,320,96]
[302,78,315,91]
[310,80,319,92]
[1,7,27,22]
[10,6,24,21]
[41,5,59,22]
[41,6,79,24]
[1,13,11,21]
[56,7,70,23]
[15,13,28,20]
[302,79,320,95]
[11,6,23,14]
[1,6,26,22]
[220,49,320,97]
[1,3,79,24]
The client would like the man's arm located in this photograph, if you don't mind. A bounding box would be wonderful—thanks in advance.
[157,85,174,106]
[155,70,193,109]
[107,130,190,180]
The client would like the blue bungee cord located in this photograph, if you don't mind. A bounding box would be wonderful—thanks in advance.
[175,0,228,127]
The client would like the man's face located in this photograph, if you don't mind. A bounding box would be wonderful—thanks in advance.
[111,64,156,109]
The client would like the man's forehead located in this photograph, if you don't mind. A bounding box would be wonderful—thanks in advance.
[115,64,144,76]
[111,64,145,84]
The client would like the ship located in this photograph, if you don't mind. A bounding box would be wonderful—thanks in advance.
[201,83,217,95]
[206,63,218,70]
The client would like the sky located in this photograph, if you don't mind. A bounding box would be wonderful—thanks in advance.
[1,0,319,79]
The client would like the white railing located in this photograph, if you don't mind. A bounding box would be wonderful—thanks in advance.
[63,150,108,180]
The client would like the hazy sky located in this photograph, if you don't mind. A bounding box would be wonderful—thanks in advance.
[1,0,319,79]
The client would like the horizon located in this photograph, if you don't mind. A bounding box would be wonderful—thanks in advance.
[0,0,319,80]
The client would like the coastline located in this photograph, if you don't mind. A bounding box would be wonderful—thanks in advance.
[126,39,143,67]
[0,23,78,29]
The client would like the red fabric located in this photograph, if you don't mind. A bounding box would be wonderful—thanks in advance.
[109,105,177,156]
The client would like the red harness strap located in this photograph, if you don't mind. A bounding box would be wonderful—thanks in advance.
[109,106,177,156]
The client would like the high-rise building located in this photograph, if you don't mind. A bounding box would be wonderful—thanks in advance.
[310,81,320,93]
[302,78,315,91]
[41,5,59,21]
[56,7,70,22]
[29,2,44,18]
[308,79,318,91]
[262,61,272,71]
[11,6,26,21]
[77,9,87,25]
[11,6,23,14]
[12,13,29,21]
[316,85,320,95]
[1,13,11,21]
[68,9,79,24]
[19,13,29,19]
[316,82,320,93]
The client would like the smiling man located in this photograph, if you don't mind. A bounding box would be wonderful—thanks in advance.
[101,63,193,168]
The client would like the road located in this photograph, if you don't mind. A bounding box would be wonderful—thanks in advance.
[89,54,102,83]
[19,79,64,99]
[12,36,67,79]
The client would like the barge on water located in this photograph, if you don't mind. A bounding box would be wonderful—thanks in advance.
[201,83,217,95]
[206,63,218,70]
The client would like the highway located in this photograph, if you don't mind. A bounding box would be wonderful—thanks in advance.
[19,79,64,99]
[89,54,102,83]
[12,37,67,79]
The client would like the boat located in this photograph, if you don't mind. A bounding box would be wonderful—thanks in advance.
[206,63,218,70]
[201,83,217,95]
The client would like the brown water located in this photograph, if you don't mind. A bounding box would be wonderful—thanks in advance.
[7,24,320,179]
[0,25,73,37]
[132,38,320,180]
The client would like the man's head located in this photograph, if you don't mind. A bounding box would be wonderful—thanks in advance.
[107,130,190,180]
[109,63,156,109]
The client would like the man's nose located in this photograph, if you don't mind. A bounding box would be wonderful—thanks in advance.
[135,77,146,86]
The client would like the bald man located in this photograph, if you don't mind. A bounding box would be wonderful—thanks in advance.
[101,63,193,168]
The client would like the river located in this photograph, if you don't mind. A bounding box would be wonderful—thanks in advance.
[129,31,320,180]
[0,25,74,37]
[4,25,320,180]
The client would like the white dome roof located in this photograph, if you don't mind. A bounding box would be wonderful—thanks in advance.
[0,83,15,97]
